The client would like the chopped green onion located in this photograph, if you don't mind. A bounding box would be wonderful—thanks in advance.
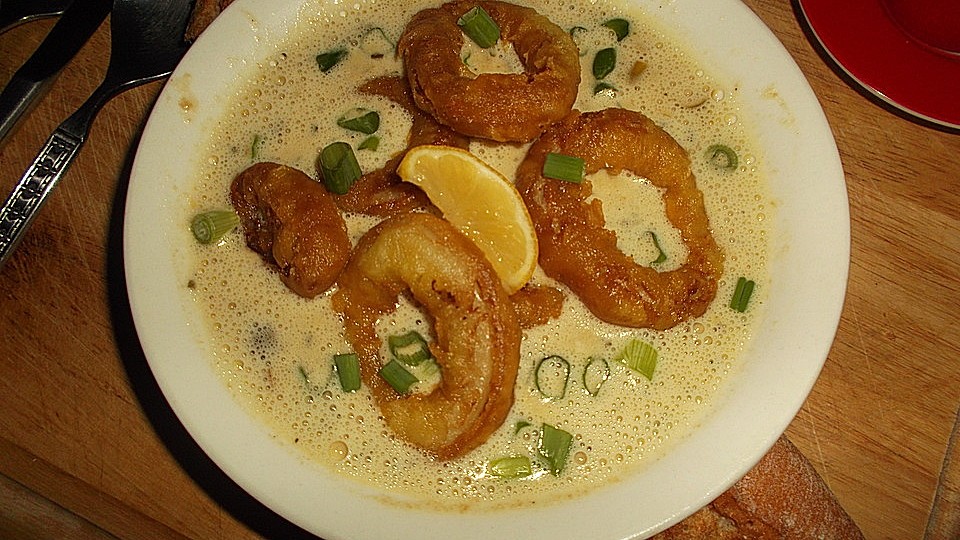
[602,18,630,41]
[706,144,738,170]
[319,141,362,195]
[334,353,361,392]
[191,210,240,245]
[514,420,532,434]
[543,152,585,183]
[417,357,441,378]
[615,338,658,380]
[535,355,570,400]
[569,26,589,56]
[730,277,756,313]
[297,365,311,385]
[358,135,380,151]
[457,6,500,48]
[388,330,432,366]
[250,134,263,160]
[582,357,610,396]
[337,108,380,135]
[539,423,573,476]
[593,82,617,96]
[592,47,616,79]
[648,231,667,264]
[488,456,533,478]
[316,48,347,72]
[379,359,419,394]
[359,27,395,58]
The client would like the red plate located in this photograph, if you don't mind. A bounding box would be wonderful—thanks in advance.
[798,0,960,129]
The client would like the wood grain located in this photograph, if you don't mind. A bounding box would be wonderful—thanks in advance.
[1,1,959,539]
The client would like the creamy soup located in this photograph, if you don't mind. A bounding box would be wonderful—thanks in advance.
[183,0,770,511]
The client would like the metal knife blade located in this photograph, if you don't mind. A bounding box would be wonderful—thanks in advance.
[0,0,73,33]
[0,0,111,146]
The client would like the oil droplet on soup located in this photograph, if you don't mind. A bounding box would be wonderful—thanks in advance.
[181,0,771,511]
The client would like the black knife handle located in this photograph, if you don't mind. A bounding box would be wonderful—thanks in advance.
[0,0,110,146]
[0,0,72,33]
[0,75,53,144]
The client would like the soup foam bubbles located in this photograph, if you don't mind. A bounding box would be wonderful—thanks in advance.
[182,0,771,510]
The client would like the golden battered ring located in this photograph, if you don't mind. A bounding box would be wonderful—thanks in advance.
[332,212,521,459]
[397,0,580,143]
[515,108,725,330]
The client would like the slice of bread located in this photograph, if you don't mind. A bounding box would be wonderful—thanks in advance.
[654,436,863,539]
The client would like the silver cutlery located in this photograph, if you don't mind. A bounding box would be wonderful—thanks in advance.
[0,0,72,33]
[0,0,111,146]
[0,0,193,268]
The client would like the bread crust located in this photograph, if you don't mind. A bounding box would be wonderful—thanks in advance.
[654,437,864,539]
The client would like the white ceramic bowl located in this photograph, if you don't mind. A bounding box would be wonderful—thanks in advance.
[124,0,848,537]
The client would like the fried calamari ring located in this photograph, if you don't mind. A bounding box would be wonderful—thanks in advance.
[331,76,470,217]
[398,0,580,142]
[332,213,521,459]
[515,109,724,330]
[230,162,350,298]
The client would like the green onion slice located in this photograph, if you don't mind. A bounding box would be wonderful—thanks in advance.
[359,27,395,58]
[535,355,570,400]
[358,135,380,151]
[319,141,362,195]
[379,359,419,394]
[569,26,589,56]
[337,108,380,135]
[539,423,573,476]
[706,144,739,170]
[457,6,500,48]
[602,18,630,41]
[388,330,432,366]
[582,357,610,396]
[334,353,361,392]
[730,276,756,313]
[593,82,617,96]
[250,134,263,160]
[514,420,532,434]
[191,210,240,245]
[488,456,533,479]
[418,357,441,378]
[316,48,347,72]
[648,231,667,265]
[297,365,311,385]
[543,152,585,183]
[615,338,658,381]
[592,47,616,79]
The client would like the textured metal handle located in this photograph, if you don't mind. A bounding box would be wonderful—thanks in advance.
[0,127,83,267]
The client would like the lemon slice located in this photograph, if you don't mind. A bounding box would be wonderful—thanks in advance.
[398,145,537,294]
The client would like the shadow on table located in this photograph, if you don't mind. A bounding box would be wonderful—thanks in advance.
[103,128,319,540]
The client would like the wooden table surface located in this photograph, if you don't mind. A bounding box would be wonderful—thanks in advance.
[1,1,958,538]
